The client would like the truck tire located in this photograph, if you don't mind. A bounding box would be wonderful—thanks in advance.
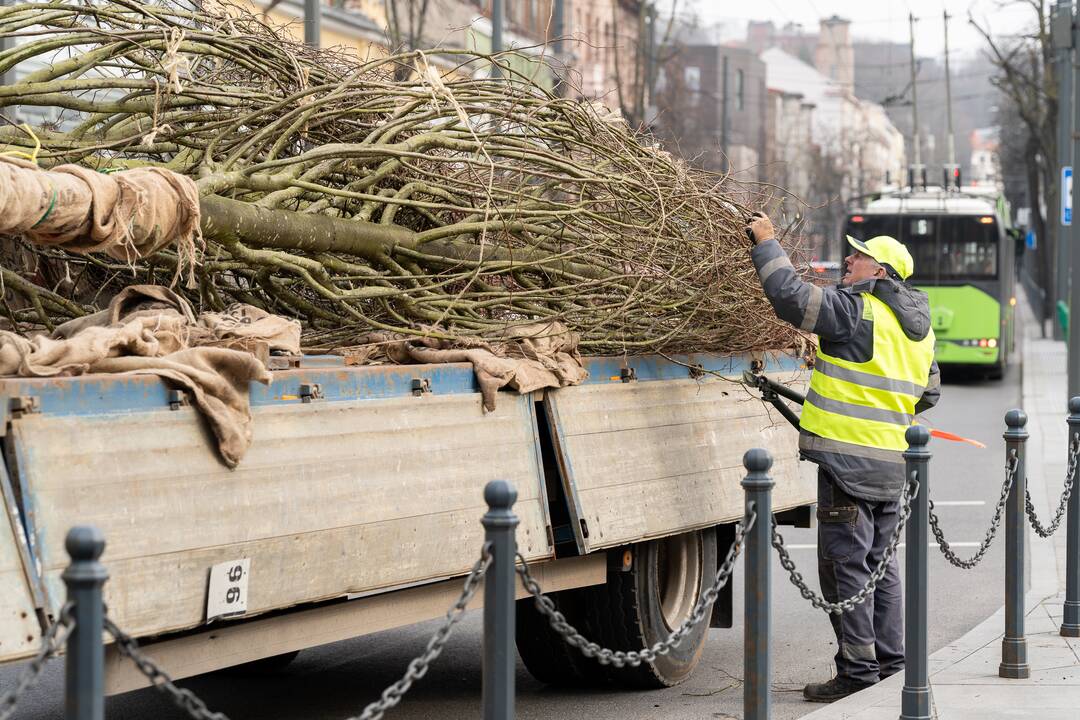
[585,528,718,688]
[516,587,604,686]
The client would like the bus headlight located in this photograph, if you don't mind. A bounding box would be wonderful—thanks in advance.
[987,338,998,348]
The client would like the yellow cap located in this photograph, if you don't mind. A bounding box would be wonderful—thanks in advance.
[845,235,914,280]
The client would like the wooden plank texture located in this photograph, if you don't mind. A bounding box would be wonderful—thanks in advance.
[12,392,552,640]
[0,470,40,662]
[547,376,814,552]
[104,553,607,695]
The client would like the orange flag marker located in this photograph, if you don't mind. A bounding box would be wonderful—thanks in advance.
[924,427,987,449]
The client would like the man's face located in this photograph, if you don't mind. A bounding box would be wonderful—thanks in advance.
[841,251,887,287]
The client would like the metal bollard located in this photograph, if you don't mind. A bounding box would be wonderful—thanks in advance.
[1000,409,1031,678]
[742,449,773,720]
[900,425,931,720]
[1062,397,1080,637]
[481,480,518,720]
[62,526,108,720]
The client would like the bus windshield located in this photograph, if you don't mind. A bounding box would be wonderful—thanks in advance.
[844,214,999,283]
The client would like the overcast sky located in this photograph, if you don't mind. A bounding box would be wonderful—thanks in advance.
[663,1,1043,62]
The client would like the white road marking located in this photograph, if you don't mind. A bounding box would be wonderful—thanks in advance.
[784,542,982,550]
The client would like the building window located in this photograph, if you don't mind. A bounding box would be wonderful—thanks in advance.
[735,69,745,111]
[684,66,700,91]
[685,66,701,105]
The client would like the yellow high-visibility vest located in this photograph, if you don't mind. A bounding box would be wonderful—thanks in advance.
[800,293,936,452]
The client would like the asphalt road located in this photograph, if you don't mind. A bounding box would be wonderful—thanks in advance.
[0,348,1021,720]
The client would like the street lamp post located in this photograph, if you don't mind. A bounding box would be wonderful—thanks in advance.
[551,0,565,96]
[304,0,321,47]
[491,0,504,78]
[1054,1,1074,343]
[1070,3,1080,399]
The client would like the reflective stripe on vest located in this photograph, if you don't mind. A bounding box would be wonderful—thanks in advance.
[799,293,936,452]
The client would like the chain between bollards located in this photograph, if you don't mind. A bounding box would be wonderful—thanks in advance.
[900,425,931,720]
[1000,409,1031,679]
[1062,397,1080,637]
[772,476,917,615]
[0,604,72,720]
[1024,433,1079,538]
[515,520,751,668]
[62,526,108,720]
[929,450,1017,569]
[742,449,773,720]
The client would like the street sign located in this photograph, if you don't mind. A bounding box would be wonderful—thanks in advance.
[1063,166,1073,226]
[1027,230,1037,249]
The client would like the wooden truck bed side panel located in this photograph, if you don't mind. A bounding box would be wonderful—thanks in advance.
[103,553,607,695]
[11,392,552,640]
[0,460,41,663]
[547,376,814,553]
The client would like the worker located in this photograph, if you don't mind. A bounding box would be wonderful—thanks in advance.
[746,213,940,703]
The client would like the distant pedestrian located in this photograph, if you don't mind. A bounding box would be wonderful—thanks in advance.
[746,213,941,702]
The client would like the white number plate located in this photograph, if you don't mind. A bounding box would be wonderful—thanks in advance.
[206,558,250,622]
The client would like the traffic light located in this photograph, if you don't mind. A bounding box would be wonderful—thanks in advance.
[943,164,961,190]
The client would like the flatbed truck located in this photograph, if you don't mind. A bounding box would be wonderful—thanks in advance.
[0,351,814,691]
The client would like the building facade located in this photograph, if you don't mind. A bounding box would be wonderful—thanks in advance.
[745,20,816,65]
[653,40,767,179]
[764,89,815,202]
[758,22,903,200]
[254,1,643,115]
[247,1,555,88]
[969,127,1002,187]
[754,17,904,261]
[565,0,645,117]
[814,16,854,93]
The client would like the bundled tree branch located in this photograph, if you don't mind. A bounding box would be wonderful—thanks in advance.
[0,0,806,356]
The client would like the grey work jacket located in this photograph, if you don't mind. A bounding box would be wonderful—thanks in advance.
[751,239,941,501]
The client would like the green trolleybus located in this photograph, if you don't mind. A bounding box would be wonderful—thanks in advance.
[843,188,1018,379]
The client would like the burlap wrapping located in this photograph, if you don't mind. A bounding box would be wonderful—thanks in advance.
[332,322,589,410]
[0,156,200,273]
[0,286,301,467]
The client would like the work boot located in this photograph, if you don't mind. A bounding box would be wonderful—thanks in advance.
[802,676,876,703]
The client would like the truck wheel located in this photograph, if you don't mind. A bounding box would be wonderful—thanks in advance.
[516,587,603,686]
[586,528,718,688]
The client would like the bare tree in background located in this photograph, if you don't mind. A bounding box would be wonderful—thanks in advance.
[611,0,681,129]
[971,2,1057,327]
[384,0,433,54]
[802,140,849,261]
[650,53,695,153]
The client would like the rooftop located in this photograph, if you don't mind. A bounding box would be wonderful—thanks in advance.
[859,189,1000,215]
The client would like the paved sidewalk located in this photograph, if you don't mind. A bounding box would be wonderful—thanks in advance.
[800,301,1080,719]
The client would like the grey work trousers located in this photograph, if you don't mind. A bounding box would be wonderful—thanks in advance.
[817,469,904,683]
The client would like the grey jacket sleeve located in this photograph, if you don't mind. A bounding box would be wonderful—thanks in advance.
[915,360,941,414]
[750,239,861,343]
